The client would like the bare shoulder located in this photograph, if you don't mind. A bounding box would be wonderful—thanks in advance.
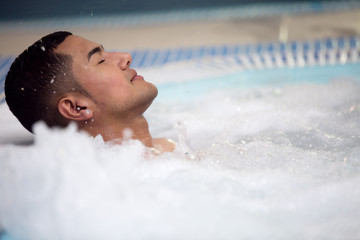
[152,138,176,153]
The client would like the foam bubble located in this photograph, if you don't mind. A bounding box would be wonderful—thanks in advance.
[0,78,360,239]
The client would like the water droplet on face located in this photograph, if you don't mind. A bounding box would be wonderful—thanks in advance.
[41,46,45,51]
[72,88,75,91]
[123,128,133,140]
[85,110,90,115]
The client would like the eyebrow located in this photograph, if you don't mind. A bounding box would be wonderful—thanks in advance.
[87,45,104,62]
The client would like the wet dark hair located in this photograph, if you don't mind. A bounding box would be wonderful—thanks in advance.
[5,31,88,133]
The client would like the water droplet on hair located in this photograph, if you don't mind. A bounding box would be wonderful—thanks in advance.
[20,87,24,91]
[63,73,66,76]
[72,88,75,91]
[53,91,56,94]
[34,89,37,92]
[41,46,45,51]
[50,79,54,84]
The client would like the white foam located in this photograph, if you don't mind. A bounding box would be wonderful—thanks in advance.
[1,78,360,239]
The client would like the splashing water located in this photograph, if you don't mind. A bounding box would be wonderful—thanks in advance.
[0,69,360,239]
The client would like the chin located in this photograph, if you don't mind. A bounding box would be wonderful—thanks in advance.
[138,84,158,111]
[147,82,158,99]
[153,85,159,98]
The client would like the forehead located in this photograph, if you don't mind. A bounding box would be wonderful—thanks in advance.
[54,35,98,60]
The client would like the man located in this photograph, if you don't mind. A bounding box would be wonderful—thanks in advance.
[5,31,175,153]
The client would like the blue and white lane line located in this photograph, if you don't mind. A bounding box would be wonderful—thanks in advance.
[0,36,360,104]
[129,37,360,68]
[0,57,13,104]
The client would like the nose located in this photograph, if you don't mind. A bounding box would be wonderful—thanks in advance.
[117,52,132,70]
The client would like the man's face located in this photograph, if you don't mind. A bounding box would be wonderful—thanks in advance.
[55,35,158,120]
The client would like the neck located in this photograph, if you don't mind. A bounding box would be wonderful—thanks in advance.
[81,115,154,148]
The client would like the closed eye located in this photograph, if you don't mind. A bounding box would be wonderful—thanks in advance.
[98,59,105,64]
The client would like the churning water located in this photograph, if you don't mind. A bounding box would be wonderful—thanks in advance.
[0,63,360,239]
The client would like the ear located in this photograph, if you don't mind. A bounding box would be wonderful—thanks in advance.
[58,94,93,121]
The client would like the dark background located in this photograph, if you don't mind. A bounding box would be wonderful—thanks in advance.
[0,0,340,21]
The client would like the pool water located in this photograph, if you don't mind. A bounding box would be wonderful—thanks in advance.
[1,61,359,239]
[155,62,360,101]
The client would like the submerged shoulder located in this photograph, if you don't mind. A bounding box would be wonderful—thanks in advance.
[152,138,176,153]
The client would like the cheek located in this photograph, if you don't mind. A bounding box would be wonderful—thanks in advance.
[80,68,132,102]
[94,78,132,103]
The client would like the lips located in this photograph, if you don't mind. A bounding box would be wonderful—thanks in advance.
[129,69,143,82]
[129,69,137,82]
